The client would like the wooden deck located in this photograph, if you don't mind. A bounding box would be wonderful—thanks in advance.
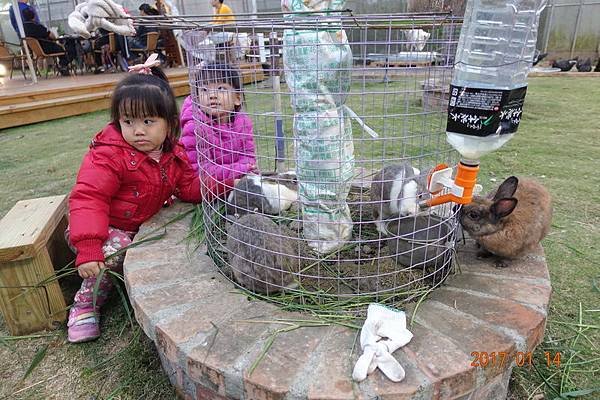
[0,63,265,130]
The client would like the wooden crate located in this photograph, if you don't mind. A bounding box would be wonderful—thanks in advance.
[0,195,71,335]
[239,62,266,85]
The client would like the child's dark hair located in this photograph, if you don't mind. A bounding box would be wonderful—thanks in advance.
[110,68,179,152]
[197,63,243,113]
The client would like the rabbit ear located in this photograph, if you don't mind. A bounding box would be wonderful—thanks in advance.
[490,198,518,220]
[494,176,519,200]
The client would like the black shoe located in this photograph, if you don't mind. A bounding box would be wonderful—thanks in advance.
[59,67,70,76]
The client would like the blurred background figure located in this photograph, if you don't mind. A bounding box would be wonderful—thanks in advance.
[211,0,235,24]
[21,8,72,76]
[9,0,40,37]
[127,3,160,51]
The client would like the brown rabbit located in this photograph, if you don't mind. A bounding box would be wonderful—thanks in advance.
[226,213,305,294]
[460,176,552,267]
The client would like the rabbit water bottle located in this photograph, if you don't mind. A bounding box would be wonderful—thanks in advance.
[424,0,547,208]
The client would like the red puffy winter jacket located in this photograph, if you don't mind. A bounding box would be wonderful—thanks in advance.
[69,123,233,267]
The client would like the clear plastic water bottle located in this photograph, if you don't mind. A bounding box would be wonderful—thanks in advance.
[446,0,547,162]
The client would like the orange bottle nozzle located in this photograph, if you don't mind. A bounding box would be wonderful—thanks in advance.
[422,162,480,208]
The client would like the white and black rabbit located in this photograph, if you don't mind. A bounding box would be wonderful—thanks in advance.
[226,213,306,294]
[370,163,429,235]
[460,176,553,268]
[226,172,298,217]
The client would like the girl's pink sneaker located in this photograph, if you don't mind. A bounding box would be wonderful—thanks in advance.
[67,309,100,343]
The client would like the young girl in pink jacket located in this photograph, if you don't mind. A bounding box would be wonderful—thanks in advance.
[180,63,256,181]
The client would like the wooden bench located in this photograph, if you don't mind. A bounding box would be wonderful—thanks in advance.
[0,195,71,335]
[239,62,266,85]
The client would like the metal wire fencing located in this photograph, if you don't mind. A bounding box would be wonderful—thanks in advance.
[176,11,462,314]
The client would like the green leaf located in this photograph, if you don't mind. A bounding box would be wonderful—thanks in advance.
[111,272,135,330]
[554,387,600,399]
[92,267,107,312]
[21,344,49,381]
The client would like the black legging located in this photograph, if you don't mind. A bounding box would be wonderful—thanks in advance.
[38,38,71,67]
[93,30,128,66]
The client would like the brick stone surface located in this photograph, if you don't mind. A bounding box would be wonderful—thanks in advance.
[155,288,251,365]
[305,326,357,400]
[456,240,550,282]
[402,324,476,399]
[186,300,280,398]
[445,273,551,312]
[124,242,201,276]
[244,324,329,400]
[196,384,230,400]
[356,350,432,400]
[125,204,552,400]
[430,288,547,352]
[125,260,212,294]
[455,368,512,400]
[411,301,516,381]
[131,275,230,340]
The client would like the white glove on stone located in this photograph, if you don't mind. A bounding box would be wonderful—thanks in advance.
[352,303,413,382]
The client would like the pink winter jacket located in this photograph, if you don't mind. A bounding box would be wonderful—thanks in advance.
[179,96,256,181]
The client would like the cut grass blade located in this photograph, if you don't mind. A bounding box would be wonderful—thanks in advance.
[82,328,142,376]
[532,360,562,398]
[0,333,59,342]
[7,229,167,307]
[247,324,300,376]
[92,267,107,312]
[20,343,48,382]
[553,387,600,399]
[109,271,135,331]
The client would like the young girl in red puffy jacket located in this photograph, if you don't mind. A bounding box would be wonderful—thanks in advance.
[66,63,233,343]
[179,63,256,181]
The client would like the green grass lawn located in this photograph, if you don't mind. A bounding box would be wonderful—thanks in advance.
[0,77,598,399]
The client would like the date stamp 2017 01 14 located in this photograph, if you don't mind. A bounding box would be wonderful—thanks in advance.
[470,351,561,369]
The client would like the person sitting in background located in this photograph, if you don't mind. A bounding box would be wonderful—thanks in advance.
[126,4,160,54]
[211,0,235,24]
[22,8,72,76]
[9,0,39,37]
[92,28,129,73]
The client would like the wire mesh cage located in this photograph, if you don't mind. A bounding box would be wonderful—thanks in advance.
[175,10,462,314]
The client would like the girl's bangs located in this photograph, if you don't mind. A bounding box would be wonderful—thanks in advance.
[117,86,166,119]
[199,68,241,90]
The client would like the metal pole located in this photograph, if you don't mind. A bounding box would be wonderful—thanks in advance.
[270,31,285,173]
[45,0,51,27]
[570,0,584,58]
[542,2,554,53]
[11,0,37,83]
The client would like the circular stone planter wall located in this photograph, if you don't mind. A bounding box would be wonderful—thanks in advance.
[124,202,551,400]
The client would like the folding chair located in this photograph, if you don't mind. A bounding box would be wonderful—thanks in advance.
[24,37,68,78]
[129,32,160,61]
[93,32,117,71]
[0,41,27,79]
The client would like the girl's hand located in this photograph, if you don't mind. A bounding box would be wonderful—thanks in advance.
[78,261,105,279]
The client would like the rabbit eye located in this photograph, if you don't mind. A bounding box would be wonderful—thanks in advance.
[468,211,480,220]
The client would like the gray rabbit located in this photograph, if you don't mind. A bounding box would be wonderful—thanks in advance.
[226,213,305,294]
[226,172,298,217]
[370,163,429,235]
